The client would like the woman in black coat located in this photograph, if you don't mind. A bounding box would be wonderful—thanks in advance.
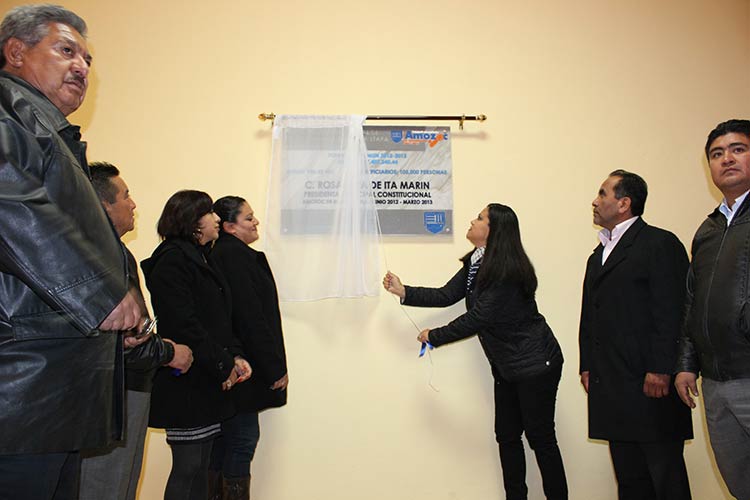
[208,196,289,499]
[142,190,251,500]
[384,203,567,500]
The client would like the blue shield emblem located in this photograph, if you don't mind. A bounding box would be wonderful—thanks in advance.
[390,130,403,143]
[424,212,446,234]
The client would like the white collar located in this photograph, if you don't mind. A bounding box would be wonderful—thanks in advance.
[598,216,639,247]
[719,189,750,222]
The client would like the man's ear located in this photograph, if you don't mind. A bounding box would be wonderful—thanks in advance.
[617,196,632,215]
[3,38,27,69]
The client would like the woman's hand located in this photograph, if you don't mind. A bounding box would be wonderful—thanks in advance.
[270,373,289,391]
[382,271,406,299]
[234,357,253,383]
[222,368,239,391]
[417,329,430,343]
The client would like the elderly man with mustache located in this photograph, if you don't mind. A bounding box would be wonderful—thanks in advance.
[0,5,141,499]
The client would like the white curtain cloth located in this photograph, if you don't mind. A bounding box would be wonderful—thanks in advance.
[263,115,382,301]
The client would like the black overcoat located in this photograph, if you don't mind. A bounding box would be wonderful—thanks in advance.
[211,233,288,412]
[579,218,693,441]
[142,239,240,428]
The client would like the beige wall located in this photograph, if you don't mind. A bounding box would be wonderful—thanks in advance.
[5,0,749,497]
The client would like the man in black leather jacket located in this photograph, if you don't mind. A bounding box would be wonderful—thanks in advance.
[0,5,142,499]
[675,119,750,500]
[79,162,194,500]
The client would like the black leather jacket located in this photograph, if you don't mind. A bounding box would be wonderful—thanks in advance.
[126,335,175,391]
[676,197,750,381]
[0,72,127,453]
[122,246,175,392]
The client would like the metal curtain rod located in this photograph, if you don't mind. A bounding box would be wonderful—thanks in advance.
[257,113,487,130]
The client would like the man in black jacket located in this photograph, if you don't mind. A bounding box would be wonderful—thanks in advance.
[580,170,692,500]
[79,163,194,500]
[0,5,143,499]
[675,119,750,500]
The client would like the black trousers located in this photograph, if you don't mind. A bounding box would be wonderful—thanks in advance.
[608,440,691,500]
[494,364,568,500]
[0,451,80,500]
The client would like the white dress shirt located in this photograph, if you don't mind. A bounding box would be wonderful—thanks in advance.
[719,189,750,225]
[598,216,639,265]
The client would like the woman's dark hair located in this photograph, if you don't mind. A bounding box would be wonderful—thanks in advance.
[213,195,247,232]
[462,203,538,298]
[156,190,213,241]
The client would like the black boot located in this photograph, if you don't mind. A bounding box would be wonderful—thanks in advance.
[222,476,250,500]
[207,470,223,500]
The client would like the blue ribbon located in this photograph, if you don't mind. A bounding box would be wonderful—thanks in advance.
[419,341,434,357]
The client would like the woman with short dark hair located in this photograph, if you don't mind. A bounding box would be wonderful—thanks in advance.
[384,203,568,500]
[142,190,251,500]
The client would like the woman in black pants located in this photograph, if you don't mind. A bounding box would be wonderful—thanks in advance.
[383,203,567,500]
[142,190,251,500]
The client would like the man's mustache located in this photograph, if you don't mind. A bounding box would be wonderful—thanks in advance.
[66,75,86,88]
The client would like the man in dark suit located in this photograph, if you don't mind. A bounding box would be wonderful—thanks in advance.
[579,170,693,500]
